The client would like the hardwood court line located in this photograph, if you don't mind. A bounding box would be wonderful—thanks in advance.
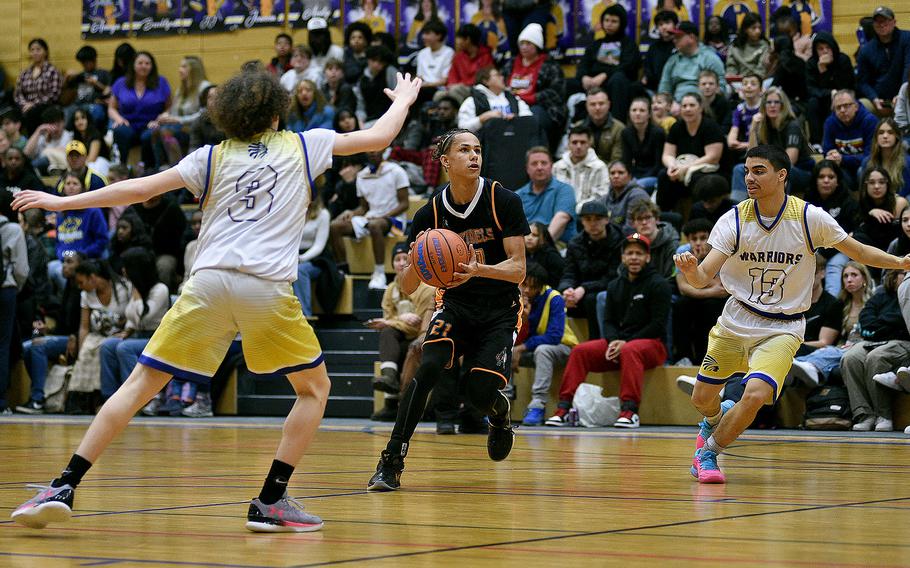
[286,494,910,567]
[0,551,272,568]
[632,530,910,551]
[463,546,907,568]
[0,490,368,526]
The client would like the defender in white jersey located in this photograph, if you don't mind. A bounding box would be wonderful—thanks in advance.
[10,70,422,531]
[674,145,910,484]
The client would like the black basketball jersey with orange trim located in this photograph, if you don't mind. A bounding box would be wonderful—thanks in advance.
[408,177,530,306]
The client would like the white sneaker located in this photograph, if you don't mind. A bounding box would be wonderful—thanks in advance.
[904,424,910,435]
[676,375,696,396]
[874,417,893,432]
[790,360,820,387]
[873,371,901,391]
[852,416,875,431]
[545,413,569,427]
[368,271,387,290]
[613,412,640,428]
[675,357,693,367]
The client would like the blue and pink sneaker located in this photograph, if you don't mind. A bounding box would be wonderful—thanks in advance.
[691,449,726,484]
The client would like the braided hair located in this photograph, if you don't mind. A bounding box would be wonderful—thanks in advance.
[432,128,475,161]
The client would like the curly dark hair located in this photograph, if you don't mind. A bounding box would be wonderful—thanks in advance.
[211,71,289,140]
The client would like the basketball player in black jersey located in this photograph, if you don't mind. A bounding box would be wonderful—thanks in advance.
[368,129,530,491]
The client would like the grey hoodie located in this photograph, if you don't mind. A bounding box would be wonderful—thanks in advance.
[0,216,29,290]
[645,221,680,280]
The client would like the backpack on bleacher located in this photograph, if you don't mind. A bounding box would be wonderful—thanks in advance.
[803,385,852,430]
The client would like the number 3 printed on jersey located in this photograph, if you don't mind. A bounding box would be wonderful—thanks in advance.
[748,268,787,305]
[229,166,278,223]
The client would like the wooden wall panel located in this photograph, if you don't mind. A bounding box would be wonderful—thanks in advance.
[4,2,910,91]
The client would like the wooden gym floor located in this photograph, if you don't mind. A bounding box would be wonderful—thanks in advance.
[1,416,908,567]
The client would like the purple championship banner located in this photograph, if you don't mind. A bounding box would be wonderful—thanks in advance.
[82,0,132,37]
[343,0,397,34]
[402,0,458,50]
[128,0,191,35]
[289,0,339,27]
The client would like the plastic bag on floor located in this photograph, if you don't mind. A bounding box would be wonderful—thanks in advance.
[572,383,620,427]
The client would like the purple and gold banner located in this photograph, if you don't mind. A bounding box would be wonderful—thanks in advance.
[344,0,396,35]
[82,0,132,37]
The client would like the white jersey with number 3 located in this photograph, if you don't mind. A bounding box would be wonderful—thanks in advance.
[709,195,848,319]
[175,129,335,282]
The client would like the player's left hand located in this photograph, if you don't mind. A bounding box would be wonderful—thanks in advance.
[450,244,480,287]
[384,73,423,106]
[12,190,65,212]
[674,252,698,275]
[899,255,910,271]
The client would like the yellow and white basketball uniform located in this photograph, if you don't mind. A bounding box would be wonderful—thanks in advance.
[138,129,335,378]
[698,196,848,402]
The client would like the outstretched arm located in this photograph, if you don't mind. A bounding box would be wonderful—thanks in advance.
[332,73,423,156]
[835,236,910,270]
[12,169,186,212]
[674,248,728,289]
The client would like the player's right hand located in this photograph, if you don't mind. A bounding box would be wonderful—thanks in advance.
[674,252,698,274]
[384,73,423,106]
[12,190,65,212]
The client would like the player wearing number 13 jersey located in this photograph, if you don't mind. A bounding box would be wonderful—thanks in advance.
[10,70,423,532]
[674,145,910,484]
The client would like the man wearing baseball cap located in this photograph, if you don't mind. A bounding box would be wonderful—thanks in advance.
[856,6,910,114]
[54,140,108,195]
[658,21,727,101]
[547,232,671,428]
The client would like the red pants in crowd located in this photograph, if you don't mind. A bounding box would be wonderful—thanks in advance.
[558,338,667,407]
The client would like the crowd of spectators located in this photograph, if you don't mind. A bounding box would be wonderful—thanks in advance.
[2,3,910,436]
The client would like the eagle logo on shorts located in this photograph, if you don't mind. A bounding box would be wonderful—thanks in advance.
[702,355,720,373]
[496,347,508,370]
[248,142,268,159]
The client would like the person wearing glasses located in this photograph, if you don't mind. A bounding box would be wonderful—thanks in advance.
[822,89,879,187]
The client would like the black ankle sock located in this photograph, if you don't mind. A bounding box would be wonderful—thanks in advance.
[258,459,295,505]
[52,454,92,488]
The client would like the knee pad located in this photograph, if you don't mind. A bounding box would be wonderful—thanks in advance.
[418,340,454,375]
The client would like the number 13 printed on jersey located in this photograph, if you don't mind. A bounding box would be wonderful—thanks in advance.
[748,268,787,305]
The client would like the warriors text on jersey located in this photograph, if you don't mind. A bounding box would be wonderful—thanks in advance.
[708,195,847,319]
[408,178,530,306]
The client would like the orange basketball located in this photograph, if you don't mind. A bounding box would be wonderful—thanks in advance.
[410,229,471,288]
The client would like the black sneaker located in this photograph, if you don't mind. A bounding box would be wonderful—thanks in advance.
[487,397,514,462]
[436,422,456,435]
[367,450,404,491]
[15,400,44,414]
[372,368,400,394]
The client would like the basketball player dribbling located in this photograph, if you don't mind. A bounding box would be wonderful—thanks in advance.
[10,69,422,531]
[368,128,530,491]
[674,145,910,483]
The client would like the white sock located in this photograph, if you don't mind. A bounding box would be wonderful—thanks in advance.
[374,264,384,274]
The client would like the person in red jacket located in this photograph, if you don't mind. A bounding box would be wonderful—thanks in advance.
[446,24,494,102]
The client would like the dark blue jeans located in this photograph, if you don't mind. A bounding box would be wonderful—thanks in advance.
[0,287,17,410]
[22,335,70,403]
